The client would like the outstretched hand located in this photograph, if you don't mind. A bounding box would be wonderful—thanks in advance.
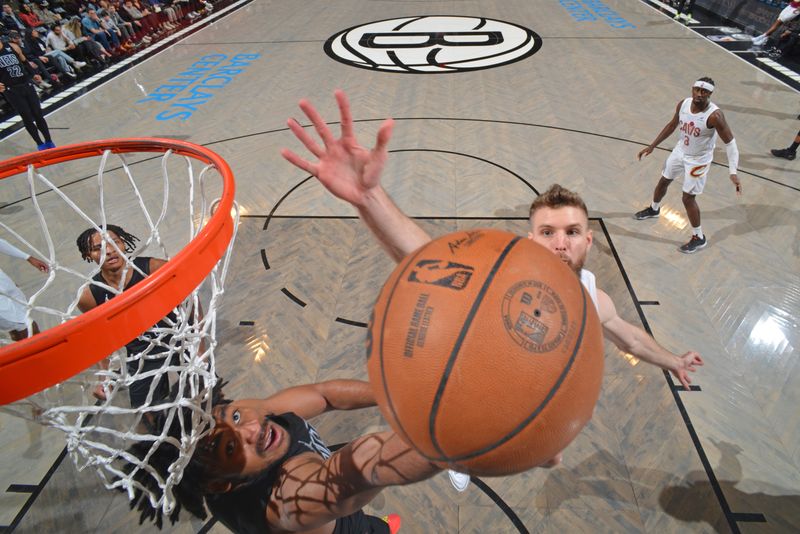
[637,146,653,161]
[672,351,704,390]
[281,90,395,208]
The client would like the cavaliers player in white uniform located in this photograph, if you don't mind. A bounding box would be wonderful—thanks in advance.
[634,78,741,253]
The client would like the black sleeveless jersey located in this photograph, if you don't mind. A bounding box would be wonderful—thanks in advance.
[0,43,29,88]
[89,256,174,357]
[206,412,333,534]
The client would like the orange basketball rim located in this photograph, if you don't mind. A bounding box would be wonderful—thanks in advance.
[0,138,235,405]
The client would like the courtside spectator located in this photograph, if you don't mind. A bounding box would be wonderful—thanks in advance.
[1,3,27,32]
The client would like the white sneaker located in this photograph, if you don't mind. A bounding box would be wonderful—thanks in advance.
[447,470,470,492]
[74,61,87,69]
[752,34,768,46]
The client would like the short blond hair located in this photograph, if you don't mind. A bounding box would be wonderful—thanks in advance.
[529,184,588,219]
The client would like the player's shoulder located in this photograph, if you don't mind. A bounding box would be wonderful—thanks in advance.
[77,285,98,311]
[145,256,168,272]
[594,287,615,320]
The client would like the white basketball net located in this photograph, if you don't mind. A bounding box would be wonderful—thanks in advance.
[0,146,238,516]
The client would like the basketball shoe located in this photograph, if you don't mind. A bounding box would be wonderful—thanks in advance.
[382,513,402,534]
[771,148,796,160]
[448,470,470,492]
[634,206,660,220]
[679,235,707,254]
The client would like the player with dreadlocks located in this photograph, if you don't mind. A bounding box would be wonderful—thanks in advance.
[76,224,180,407]
[123,378,425,533]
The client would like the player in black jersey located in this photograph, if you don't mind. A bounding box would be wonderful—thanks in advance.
[75,224,179,407]
[127,379,431,533]
[0,34,55,151]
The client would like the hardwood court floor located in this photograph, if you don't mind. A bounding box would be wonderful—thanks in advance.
[1,0,798,532]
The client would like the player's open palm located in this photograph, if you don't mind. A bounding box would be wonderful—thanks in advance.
[282,90,394,207]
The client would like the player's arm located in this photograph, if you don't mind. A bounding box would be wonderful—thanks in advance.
[637,101,681,160]
[281,90,432,262]
[596,289,703,389]
[0,237,48,271]
[237,379,377,421]
[708,110,741,195]
[269,430,439,532]
[358,186,432,262]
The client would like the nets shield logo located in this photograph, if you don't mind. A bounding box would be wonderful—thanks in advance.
[324,16,542,74]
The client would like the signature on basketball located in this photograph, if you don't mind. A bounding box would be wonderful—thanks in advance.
[447,230,484,255]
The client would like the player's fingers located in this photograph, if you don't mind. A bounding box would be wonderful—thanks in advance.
[299,99,336,148]
[335,90,355,139]
[680,374,691,390]
[374,118,395,153]
[287,118,324,158]
[281,148,319,176]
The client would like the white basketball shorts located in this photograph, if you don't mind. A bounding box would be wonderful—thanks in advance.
[662,148,712,195]
[779,5,800,23]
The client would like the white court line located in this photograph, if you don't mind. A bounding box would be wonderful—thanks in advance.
[758,57,800,81]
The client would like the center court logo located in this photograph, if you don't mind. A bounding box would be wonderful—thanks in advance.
[324,16,542,74]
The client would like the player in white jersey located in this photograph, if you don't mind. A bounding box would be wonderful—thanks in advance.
[281,90,704,493]
[634,78,741,254]
[0,237,48,340]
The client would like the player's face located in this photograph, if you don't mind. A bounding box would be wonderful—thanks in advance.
[691,86,711,107]
[204,402,291,484]
[528,206,592,274]
[88,231,126,269]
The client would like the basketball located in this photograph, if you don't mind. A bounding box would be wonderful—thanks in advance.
[366,229,604,476]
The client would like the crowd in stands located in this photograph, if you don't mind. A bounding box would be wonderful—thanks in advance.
[1,0,219,118]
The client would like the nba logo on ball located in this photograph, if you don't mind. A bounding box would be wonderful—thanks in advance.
[324,16,542,73]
